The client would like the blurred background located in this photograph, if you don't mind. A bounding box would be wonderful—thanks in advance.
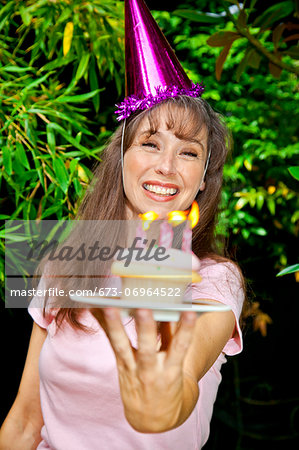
[1,0,298,448]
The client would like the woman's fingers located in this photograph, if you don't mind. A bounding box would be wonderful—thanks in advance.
[92,307,197,376]
[159,322,173,351]
[165,311,197,369]
[101,307,136,371]
[134,309,159,371]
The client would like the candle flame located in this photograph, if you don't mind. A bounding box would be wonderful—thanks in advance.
[167,201,199,228]
[188,201,200,229]
[138,201,199,230]
[138,211,159,230]
[167,210,188,226]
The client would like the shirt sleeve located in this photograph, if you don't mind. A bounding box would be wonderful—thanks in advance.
[28,276,56,329]
[190,260,244,356]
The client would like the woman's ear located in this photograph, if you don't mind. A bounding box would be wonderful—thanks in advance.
[199,181,206,191]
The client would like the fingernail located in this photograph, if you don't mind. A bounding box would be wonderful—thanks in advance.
[104,307,117,319]
[136,309,151,321]
[184,312,197,323]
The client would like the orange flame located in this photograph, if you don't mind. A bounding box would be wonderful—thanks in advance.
[167,210,188,226]
[138,201,199,230]
[188,201,200,229]
[167,201,199,228]
[138,211,159,230]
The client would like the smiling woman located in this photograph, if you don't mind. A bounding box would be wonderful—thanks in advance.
[0,1,246,449]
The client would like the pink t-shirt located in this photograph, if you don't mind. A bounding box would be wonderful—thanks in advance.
[29,259,244,449]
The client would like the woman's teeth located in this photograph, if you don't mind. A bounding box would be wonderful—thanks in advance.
[143,183,178,196]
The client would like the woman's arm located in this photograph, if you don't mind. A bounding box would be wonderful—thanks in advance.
[0,322,46,450]
[92,305,235,433]
[175,306,235,427]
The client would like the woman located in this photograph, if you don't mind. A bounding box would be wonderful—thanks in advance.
[0,1,245,448]
[0,95,244,449]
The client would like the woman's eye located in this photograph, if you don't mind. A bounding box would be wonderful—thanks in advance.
[182,151,198,158]
[142,142,157,149]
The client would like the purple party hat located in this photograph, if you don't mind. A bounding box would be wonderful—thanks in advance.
[115,0,204,121]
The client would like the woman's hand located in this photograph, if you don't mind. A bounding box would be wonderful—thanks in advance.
[91,307,199,433]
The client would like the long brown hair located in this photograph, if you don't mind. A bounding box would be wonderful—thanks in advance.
[37,96,247,330]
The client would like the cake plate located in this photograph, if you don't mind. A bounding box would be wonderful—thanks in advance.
[69,294,231,322]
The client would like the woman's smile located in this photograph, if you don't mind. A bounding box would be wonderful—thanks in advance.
[142,181,180,201]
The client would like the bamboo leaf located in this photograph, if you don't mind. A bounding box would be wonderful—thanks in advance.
[89,55,100,112]
[63,22,74,57]
[52,158,69,194]
[21,72,53,93]
[47,123,56,154]
[47,123,96,157]
[288,166,299,181]
[0,65,35,73]
[2,146,12,176]
[55,89,102,103]
[15,142,30,170]
[75,52,90,81]
[277,264,299,276]
[19,6,32,26]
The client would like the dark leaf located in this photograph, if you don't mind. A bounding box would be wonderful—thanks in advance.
[272,23,285,49]
[282,46,299,59]
[237,10,247,28]
[253,1,294,29]
[215,43,233,80]
[207,31,240,47]
[247,48,262,69]
[174,9,225,24]
[268,61,282,78]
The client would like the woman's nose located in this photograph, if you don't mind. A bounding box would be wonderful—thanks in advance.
[154,151,177,176]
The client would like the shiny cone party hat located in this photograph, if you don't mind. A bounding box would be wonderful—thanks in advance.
[115,0,204,120]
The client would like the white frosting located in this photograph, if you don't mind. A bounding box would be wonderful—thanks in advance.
[114,247,200,272]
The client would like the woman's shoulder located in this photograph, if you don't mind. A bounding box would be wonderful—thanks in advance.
[193,256,245,314]
[199,256,243,281]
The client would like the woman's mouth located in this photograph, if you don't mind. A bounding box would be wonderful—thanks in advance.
[142,182,179,202]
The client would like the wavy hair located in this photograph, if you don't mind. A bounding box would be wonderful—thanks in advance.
[36,96,247,330]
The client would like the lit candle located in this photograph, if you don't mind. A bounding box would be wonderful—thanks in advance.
[182,220,192,253]
[135,222,146,248]
[137,211,159,248]
[159,220,173,249]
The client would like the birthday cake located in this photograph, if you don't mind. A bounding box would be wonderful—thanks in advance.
[111,247,201,304]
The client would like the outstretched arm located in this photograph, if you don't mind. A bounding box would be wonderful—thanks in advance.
[91,305,235,433]
[0,322,46,450]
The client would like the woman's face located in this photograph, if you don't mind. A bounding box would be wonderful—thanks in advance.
[123,106,208,218]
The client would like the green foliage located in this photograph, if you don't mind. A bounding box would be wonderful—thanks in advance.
[1,0,298,284]
[0,0,124,223]
[156,4,299,275]
[175,0,299,80]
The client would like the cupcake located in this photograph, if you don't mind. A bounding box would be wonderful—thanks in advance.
[111,248,201,305]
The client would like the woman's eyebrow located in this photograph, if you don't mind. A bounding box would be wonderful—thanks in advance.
[139,130,205,152]
[181,137,205,152]
[140,129,159,137]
